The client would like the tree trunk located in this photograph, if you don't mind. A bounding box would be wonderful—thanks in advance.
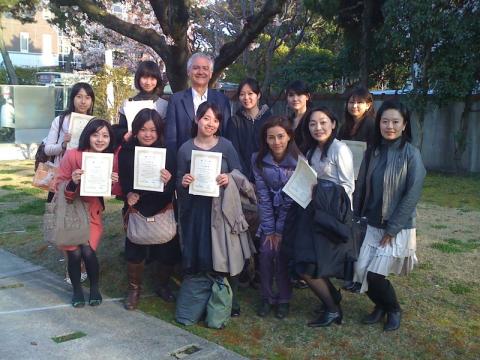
[359,0,373,87]
[0,20,18,85]
[453,94,472,173]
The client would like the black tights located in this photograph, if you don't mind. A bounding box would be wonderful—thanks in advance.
[366,272,400,312]
[300,274,341,312]
[67,245,101,300]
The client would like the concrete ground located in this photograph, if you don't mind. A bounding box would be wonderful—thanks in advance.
[0,248,246,360]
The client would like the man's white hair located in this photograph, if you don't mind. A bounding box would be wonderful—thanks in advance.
[187,52,214,72]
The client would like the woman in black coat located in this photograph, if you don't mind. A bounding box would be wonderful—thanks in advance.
[283,107,355,328]
[119,109,180,310]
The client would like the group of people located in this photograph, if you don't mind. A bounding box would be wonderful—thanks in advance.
[44,52,426,332]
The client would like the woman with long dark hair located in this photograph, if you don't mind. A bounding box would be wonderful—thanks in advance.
[337,86,375,145]
[251,116,300,319]
[285,80,312,150]
[55,119,118,307]
[118,109,180,310]
[353,100,425,331]
[284,106,355,327]
[44,82,95,283]
[45,83,95,176]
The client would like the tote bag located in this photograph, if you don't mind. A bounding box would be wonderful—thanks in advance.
[43,182,90,246]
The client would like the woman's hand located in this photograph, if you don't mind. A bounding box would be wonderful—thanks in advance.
[111,172,119,183]
[127,192,140,206]
[216,174,229,187]
[182,174,194,188]
[123,131,132,142]
[380,234,394,247]
[264,234,281,251]
[63,133,72,143]
[160,169,172,184]
[71,169,84,184]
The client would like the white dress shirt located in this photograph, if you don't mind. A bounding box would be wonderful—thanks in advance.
[192,88,208,116]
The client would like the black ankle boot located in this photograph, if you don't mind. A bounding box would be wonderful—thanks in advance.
[384,310,401,331]
[308,307,342,327]
[362,306,385,324]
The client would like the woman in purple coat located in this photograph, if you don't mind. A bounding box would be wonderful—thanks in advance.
[251,116,301,319]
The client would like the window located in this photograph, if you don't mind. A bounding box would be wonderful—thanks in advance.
[20,32,29,53]
[43,34,52,55]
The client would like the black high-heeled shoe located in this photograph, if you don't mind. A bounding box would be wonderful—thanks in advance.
[308,310,343,327]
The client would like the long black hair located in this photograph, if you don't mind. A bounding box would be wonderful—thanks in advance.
[78,118,115,153]
[129,108,165,147]
[342,86,374,137]
[373,100,412,149]
[62,82,95,120]
[134,60,163,96]
[301,106,338,160]
[285,80,313,109]
[255,115,301,170]
[191,101,223,138]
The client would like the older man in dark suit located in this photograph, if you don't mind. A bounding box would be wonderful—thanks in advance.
[165,52,231,151]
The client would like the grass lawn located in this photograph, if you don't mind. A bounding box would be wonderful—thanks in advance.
[1,160,479,359]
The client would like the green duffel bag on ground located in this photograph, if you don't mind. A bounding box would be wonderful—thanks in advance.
[175,274,213,326]
[206,275,233,329]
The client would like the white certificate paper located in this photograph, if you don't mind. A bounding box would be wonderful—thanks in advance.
[341,140,367,180]
[124,100,155,131]
[67,112,94,149]
[134,146,166,192]
[80,152,113,197]
[282,158,318,209]
[189,150,222,197]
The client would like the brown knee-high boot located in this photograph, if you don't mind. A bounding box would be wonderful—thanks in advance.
[125,261,144,310]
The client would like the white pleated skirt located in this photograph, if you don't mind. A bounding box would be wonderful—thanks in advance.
[353,225,417,293]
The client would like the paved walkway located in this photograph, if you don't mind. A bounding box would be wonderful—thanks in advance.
[0,249,246,360]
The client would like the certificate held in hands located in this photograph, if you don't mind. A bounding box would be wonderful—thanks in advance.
[189,150,222,197]
[67,112,94,149]
[282,158,318,209]
[80,153,114,197]
[124,100,155,132]
[134,146,166,192]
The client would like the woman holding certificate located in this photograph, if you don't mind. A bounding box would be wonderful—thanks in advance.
[286,106,355,327]
[337,86,376,292]
[44,82,95,285]
[251,116,300,319]
[118,109,180,310]
[176,101,245,314]
[55,119,118,308]
[44,82,95,198]
[116,61,168,142]
[353,101,425,331]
